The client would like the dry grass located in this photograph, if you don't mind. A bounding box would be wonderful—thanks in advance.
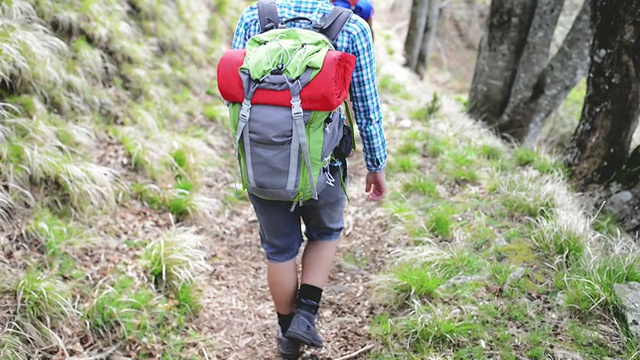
[0,0,240,356]
[371,52,640,358]
[142,227,212,291]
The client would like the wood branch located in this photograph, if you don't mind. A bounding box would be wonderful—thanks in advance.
[334,344,376,360]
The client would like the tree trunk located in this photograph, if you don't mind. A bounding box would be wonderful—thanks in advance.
[499,0,564,125]
[416,0,440,76]
[566,0,640,187]
[404,0,430,70]
[467,0,537,128]
[500,0,592,144]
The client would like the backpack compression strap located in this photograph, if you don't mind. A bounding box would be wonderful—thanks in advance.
[313,6,353,44]
[257,0,281,33]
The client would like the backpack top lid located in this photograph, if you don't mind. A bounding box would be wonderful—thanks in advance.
[257,0,353,44]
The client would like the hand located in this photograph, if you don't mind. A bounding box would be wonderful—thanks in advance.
[365,171,386,201]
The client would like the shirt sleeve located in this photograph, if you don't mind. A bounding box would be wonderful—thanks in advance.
[231,9,252,50]
[347,21,387,173]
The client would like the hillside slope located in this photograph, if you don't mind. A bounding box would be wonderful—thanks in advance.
[370,1,640,359]
[0,0,239,358]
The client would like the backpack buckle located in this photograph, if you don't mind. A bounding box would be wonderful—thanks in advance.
[291,99,303,119]
[239,99,252,121]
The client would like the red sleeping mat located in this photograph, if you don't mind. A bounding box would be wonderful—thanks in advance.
[217,49,356,111]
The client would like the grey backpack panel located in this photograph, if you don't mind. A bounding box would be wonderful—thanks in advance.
[241,103,343,202]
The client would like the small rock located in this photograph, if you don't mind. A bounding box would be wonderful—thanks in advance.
[553,348,583,360]
[495,237,508,247]
[203,179,217,188]
[398,119,412,128]
[505,266,526,287]
[326,284,349,294]
[605,191,633,213]
[614,282,640,342]
[444,274,487,288]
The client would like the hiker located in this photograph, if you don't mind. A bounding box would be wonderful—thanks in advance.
[332,0,375,40]
[227,0,387,358]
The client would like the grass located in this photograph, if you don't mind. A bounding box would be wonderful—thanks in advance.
[0,0,240,357]
[401,175,439,197]
[142,227,211,292]
[26,208,80,256]
[410,93,442,121]
[374,92,640,358]
[15,268,76,323]
[378,74,412,100]
[84,281,156,337]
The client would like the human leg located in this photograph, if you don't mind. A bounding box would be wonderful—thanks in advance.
[248,194,305,357]
[285,166,347,348]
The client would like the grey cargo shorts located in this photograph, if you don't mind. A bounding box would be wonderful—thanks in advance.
[248,165,347,263]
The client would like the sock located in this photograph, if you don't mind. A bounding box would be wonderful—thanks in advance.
[278,312,295,333]
[297,284,323,315]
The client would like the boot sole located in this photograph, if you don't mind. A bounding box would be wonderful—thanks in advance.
[284,328,324,349]
[279,351,301,360]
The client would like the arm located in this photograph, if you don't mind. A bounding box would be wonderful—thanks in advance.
[367,16,374,42]
[347,22,387,174]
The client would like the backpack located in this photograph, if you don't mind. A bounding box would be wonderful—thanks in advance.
[219,0,357,209]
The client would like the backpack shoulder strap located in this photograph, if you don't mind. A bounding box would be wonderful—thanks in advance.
[314,7,352,44]
[257,0,280,33]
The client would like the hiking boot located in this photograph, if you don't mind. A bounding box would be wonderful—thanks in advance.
[277,328,301,359]
[284,308,324,348]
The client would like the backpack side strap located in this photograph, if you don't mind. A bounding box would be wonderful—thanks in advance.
[257,0,280,33]
[314,6,352,44]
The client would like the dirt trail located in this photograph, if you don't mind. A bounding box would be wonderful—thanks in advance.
[195,152,393,360]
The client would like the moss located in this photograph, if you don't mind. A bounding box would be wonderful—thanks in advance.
[5,142,25,165]
[495,241,538,266]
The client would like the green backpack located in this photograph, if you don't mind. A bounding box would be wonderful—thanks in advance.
[227,0,356,209]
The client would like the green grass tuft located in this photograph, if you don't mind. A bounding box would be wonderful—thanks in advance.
[15,268,76,323]
[401,175,439,198]
[26,208,78,256]
[562,256,640,314]
[425,203,456,239]
[142,228,210,291]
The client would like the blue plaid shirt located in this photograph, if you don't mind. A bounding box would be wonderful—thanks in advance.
[231,0,387,173]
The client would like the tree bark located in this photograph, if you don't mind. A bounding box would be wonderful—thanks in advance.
[500,0,592,144]
[467,0,537,128]
[566,0,640,187]
[404,0,431,70]
[416,0,440,76]
[500,0,564,124]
